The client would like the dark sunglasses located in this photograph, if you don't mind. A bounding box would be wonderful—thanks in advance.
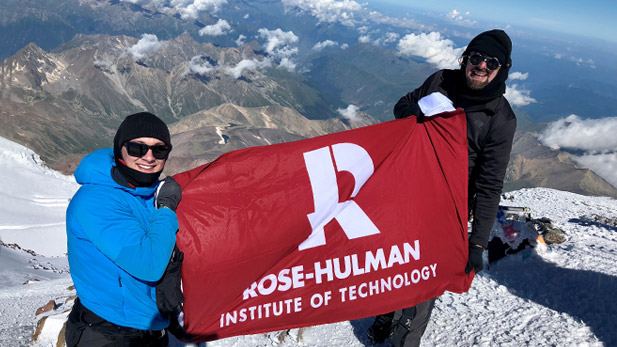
[467,53,502,71]
[124,142,171,159]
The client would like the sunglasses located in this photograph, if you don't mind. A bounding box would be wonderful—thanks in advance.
[124,142,171,159]
[467,53,502,71]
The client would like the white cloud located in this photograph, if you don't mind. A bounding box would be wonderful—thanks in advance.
[312,40,339,51]
[281,0,364,27]
[576,152,617,188]
[341,43,349,49]
[448,10,463,21]
[235,34,246,46]
[278,57,297,72]
[243,13,249,19]
[447,9,476,26]
[186,55,215,75]
[125,34,163,59]
[509,72,528,80]
[538,114,617,187]
[397,32,464,69]
[337,104,360,121]
[222,58,273,79]
[358,31,400,47]
[257,28,299,71]
[93,58,113,69]
[198,19,231,36]
[357,26,369,34]
[258,28,298,55]
[358,35,370,44]
[539,115,617,153]
[122,0,228,19]
[171,0,228,19]
[505,84,536,107]
[568,56,596,68]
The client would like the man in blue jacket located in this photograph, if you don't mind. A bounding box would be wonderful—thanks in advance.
[65,112,182,346]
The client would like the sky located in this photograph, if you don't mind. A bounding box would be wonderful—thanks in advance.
[378,0,617,44]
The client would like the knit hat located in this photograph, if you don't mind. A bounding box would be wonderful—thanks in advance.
[464,29,512,68]
[113,112,171,161]
[458,29,513,102]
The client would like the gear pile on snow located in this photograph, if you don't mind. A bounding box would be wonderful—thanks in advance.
[487,205,566,264]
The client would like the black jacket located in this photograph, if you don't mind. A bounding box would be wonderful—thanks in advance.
[394,69,516,248]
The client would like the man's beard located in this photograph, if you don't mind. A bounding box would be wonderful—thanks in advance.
[466,68,492,90]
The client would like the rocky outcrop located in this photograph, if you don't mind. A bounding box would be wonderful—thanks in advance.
[504,132,617,198]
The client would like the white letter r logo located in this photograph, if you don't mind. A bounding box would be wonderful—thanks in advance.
[299,143,380,250]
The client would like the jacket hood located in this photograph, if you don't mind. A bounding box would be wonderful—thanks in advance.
[74,148,157,197]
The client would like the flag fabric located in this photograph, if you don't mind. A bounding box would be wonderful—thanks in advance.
[173,109,473,341]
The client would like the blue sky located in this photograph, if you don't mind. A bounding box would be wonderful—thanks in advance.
[377,0,617,44]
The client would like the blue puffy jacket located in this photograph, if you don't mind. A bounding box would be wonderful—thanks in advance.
[66,148,178,330]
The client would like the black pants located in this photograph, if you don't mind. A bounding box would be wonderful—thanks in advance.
[65,298,169,347]
[390,297,436,347]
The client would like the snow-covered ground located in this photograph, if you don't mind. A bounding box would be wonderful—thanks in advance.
[1,136,616,346]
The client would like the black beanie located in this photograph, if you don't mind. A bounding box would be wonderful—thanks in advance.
[457,29,513,103]
[113,112,171,161]
[464,29,512,68]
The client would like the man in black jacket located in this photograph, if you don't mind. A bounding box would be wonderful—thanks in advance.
[367,29,517,347]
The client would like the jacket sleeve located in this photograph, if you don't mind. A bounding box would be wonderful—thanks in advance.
[393,71,443,119]
[469,110,517,248]
[70,186,178,282]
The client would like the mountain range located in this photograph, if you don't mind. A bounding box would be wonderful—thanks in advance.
[0,0,616,198]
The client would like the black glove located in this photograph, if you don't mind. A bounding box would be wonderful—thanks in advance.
[465,245,484,274]
[395,104,424,120]
[156,244,193,342]
[156,177,182,211]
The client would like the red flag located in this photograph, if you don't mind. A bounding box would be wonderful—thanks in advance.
[174,110,472,341]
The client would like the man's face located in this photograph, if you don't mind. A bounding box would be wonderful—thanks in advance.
[465,51,501,90]
[121,137,167,173]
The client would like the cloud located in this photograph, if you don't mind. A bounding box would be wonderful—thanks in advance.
[509,72,528,80]
[186,54,274,79]
[258,28,298,55]
[93,58,113,69]
[125,34,163,59]
[120,0,227,19]
[358,35,370,44]
[198,18,231,36]
[575,152,617,188]
[361,32,400,46]
[538,114,617,187]
[397,32,464,69]
[337,104,361,121]
[235,34,246,46]
[186,55,215,75]
[312,40,339,51]
[505,72,536,107]
[539,115,617,153]
[569,56,596,68]
[281,0,364,27]
[277,58,297,72]
[447,9,476,26]
[222,58,273,78]
[257,28,299,71]
[170,0,228,19]
[505,84,536,107]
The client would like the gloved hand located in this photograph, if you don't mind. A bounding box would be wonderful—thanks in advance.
[155,176,182,211]
[465,244,484,274]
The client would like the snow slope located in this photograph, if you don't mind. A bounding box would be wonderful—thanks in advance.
[0,137,78,257]
[1,136,616,346]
